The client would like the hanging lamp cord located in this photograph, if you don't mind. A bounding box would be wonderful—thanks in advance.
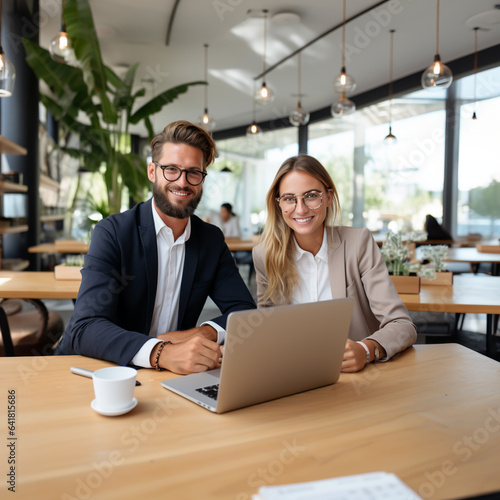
[203,43,209,111]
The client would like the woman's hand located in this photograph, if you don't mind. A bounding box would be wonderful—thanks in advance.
[341,339,368,373]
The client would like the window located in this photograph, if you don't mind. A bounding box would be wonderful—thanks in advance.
[308,88,446,233]
[456,66,500,238]
[205,127,298,237]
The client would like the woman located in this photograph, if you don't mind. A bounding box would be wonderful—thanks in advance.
[252,155,416,372]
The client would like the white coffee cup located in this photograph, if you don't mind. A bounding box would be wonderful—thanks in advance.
[92,367,137,412]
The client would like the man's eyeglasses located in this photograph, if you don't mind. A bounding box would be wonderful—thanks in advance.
[153,162,207,186]
[276,190,324,213]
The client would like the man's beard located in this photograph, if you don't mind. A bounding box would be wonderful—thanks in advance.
[153,182,203,219]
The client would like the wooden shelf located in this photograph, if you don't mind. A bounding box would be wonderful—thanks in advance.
[0,136,27,156]
[1,258,30,271]
[0,225,29,235]
[40,214,65,222]
[0,180,28,193]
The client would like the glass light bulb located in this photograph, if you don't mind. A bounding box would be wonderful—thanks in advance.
[49,32,75,64]
[289,105,310,127]
[421,54,453,89]
[198,111,216,132]
[384,126,397,144]
[254,82,275,105]
[0,53,15,96]
[333,68,356,94]
[331,94,356,118]
[246,122,262,137]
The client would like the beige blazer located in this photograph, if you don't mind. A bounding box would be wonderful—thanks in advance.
[252,226,417,360]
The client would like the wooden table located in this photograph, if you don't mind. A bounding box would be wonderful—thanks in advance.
[1,344,499,499]
[444,247,500,275]
[0,271,80,356]
[400,275,500,355]
[0,271,80,299]
[225,238,257,252]
[28,242,89,254]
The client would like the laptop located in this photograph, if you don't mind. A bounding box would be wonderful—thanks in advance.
[161,297,354,413]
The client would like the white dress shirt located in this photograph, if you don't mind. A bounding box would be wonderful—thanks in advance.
[292,228,332,305]
[131,201,225,368]
[221,215,241,238]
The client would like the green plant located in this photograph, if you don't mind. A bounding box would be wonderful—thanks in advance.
[381,230,428,276]
[418,245,449,272]
[22,0,205,216]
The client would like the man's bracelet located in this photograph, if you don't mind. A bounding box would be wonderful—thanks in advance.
[154,341,172,371]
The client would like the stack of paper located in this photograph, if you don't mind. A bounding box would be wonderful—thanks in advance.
[252,472,422,500]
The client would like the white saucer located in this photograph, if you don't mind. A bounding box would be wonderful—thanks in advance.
[91,397,138,416]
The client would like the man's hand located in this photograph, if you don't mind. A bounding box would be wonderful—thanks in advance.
[157,325,217,344]
[341,339,368,373]
[151,335,221,375]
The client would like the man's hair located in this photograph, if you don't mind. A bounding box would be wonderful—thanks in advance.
[150,120,217,169]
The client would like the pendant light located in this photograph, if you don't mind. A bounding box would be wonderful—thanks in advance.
[247,85,262,137]
[198,43,216,132]
[472,27,479,121]
[289,52,310,126]
[331,92,356,118]
[333,0,356,94]
[254,9,274,105]
[0,0,15,96]
[384,30,397,144]
[49,0,74,64]
[421,0,453,89]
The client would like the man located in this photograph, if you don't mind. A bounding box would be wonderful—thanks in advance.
[56,121,256,374]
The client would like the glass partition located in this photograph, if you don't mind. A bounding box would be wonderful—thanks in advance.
[456,66,500,238]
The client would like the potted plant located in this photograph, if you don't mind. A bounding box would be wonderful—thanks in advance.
[419,245,453,285]
[381,230,428,294]
[54,254,85,280]
[22,0,205,218]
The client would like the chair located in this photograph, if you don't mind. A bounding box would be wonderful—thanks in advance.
[0,299,64,356]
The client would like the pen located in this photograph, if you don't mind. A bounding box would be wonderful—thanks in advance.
[70,367,142,386]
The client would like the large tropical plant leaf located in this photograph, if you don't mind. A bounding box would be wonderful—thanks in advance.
[130,81,206,125]
[116,152,150,201]
[64,0,117,124]
[22,38,97,119]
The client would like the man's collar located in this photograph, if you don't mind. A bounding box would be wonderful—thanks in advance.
[151,199,191,241]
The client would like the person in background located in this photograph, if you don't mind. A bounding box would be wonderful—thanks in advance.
[252,154,416,373]
[424,214,453,242]
[220,203,241,238]
[56,120,256,374]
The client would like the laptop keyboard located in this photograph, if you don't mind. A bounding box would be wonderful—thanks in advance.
[195,384,219,401]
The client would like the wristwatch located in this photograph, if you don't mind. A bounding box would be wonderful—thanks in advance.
[357,341,371,364]
[373,344,381,362]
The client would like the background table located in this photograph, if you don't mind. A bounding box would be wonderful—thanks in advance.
[400,275,500,356]
[0,271,80,299]
[444,247,500,275]
[1,344,499,500]
[0,271,80,355]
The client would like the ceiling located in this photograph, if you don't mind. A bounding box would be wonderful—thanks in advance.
[38,0,500,137]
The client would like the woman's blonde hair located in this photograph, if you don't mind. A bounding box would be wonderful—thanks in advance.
[261,154,341,305]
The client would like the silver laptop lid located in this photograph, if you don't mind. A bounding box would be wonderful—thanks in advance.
[215,297,354,413]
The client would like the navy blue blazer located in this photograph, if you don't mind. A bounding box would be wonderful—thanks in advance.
[56,199,256,365]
